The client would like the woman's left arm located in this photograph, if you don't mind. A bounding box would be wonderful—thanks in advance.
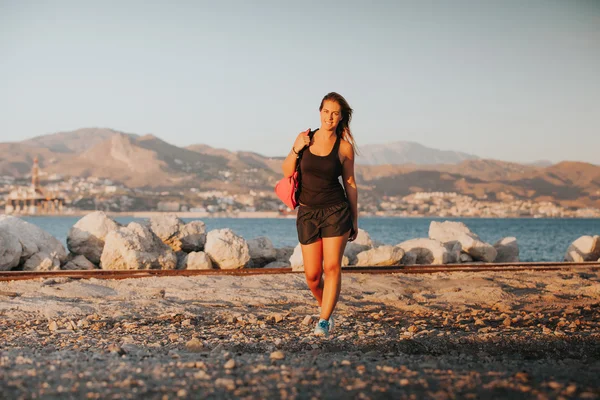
[341,141,358,241]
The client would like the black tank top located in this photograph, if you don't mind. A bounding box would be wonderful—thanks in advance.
[298,132,347,207]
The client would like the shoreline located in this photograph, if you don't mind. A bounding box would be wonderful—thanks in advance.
[6,211,600,219]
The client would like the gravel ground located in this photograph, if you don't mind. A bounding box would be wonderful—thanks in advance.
[1,270,600,399]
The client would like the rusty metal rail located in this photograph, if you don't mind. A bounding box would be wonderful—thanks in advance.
[0,262,598,282]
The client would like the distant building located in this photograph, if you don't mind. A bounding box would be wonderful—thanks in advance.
[157,201,180,212]
[4,157,65,214]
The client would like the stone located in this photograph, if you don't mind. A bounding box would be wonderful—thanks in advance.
[23,252,61,271]
[290,244,303,271]
[401,251,417,265]
[204,229,250,269]
[344,242,371,265]
[185,338,204,352]
[0,228,22,271]
[564,235,600,262]
[175,251,188,269]
[443,241,462,264]
[341,255,350,267]
[270,351,285,360]
[247,236,277,267]
[429,221,497,262]
[184,252,213,270]
[459,253,473,263]
[0,216,67,271]
[355,246,404,267]
[100,222,177,270]
[429,221,473,242]
[494,237,520,263]
[223,359,236,369]
[48,320,58,331]
[275,247,294,263]
[62,254,98,270]
[353,229,374,247]
[269,313,284,323]
[66,211,120,264]
[457,234,497,262]
[149,214,206,252]
[396,238,452,265]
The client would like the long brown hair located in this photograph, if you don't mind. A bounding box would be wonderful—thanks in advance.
[319,92,359,155]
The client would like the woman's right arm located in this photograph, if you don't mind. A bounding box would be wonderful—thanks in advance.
[282,130,310,177]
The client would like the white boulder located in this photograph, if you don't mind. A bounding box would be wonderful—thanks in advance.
[429,221,498,262]
[396,238,452,265]
[184,252,214,270]
[344,242,370,265]
[290,244,303,271]
[355,246,404,267]
[247,237,277,268]
[0,215,67,271]
[0,228,22,271]
[564,235,600,262]
[429,221,497,262]
[67,211,121,264]
[429,221,472,242]
[353,229,374,247]
[494,237,520,263]
[100,222,177,270]
[149,214,206,252]
[204,229,250,269]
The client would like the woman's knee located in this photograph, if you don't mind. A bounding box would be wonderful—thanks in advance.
[304,270,321,285]
[323,262,341,276]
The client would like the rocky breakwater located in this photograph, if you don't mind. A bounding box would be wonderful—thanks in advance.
[291,221,524,271]
[1,213,599,272]
[0,212,291,271]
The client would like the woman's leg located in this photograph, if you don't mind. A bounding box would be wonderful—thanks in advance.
[320,231,350,321]
[301,239,324,306]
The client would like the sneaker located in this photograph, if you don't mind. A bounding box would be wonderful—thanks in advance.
[314,319,330,337]
[318,308,335,334]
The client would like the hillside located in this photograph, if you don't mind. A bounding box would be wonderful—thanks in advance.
[2,128,599,208]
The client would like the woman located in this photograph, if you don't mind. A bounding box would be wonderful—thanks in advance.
[282,92,359,337]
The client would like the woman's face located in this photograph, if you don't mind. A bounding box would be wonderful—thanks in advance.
[320,100,342,131]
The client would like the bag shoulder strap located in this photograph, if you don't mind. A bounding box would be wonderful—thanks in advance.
[297,129,316,159]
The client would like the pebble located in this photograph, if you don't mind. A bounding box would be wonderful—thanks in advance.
[224,359,236,369]
[270,313,284,323]
[270,351,285,360]
[185,338,204,352]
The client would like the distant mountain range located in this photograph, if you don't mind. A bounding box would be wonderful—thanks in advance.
[2,128,599,208]
[357,141,479,165]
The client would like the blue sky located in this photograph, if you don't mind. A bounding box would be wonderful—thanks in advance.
[1,0,599,164]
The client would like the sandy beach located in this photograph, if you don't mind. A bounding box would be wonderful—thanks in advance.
[1,268,599,399]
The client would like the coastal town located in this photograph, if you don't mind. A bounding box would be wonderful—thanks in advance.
[1,161,599,218]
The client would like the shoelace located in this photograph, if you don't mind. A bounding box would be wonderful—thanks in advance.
[318,320,329,330]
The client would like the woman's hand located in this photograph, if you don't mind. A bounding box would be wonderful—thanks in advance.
[348,222,358,242]
[292,129,311,153]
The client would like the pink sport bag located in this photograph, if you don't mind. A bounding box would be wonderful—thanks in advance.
[274,129,313,209]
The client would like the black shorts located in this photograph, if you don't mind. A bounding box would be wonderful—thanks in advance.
[296,201,353,245]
